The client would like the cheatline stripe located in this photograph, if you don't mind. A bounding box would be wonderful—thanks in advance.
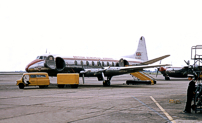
[133,97,172,123]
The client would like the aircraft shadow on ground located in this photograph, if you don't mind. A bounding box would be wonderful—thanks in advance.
[156,78,188,81]
[21,84,156,90]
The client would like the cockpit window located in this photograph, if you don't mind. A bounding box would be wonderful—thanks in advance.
[36,56,47,60]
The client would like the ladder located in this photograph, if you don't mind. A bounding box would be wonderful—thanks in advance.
[130,72,156,85]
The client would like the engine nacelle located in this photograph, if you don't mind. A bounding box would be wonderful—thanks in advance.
[45,55,66,71]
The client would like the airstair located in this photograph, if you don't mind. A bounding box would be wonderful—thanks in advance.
[126,72,156,85]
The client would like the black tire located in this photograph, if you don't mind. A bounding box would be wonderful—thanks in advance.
[165,77,170,80]
[103,80,110,86]
[19,83,24,89]
[39,86,45,88]
[58,85,65,88]
[71,84,78,88]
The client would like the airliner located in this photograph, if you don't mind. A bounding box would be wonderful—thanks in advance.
[25,36,170,86]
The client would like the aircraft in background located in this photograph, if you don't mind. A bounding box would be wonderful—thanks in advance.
[157,60,201,80]
[157,66,190,80]
[25,36,170,86]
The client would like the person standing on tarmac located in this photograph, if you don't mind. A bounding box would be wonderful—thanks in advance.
[183,74,196,113]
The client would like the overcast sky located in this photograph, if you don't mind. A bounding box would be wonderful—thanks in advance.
[1,0,202,71]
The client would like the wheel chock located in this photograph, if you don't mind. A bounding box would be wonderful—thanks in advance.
[169,99,174,103]
[174,99,181,104]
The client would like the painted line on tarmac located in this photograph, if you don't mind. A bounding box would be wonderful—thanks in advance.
[133,97,171,123]
[150,96,176,123]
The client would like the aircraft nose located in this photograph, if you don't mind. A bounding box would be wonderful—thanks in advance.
[25,59,43,72]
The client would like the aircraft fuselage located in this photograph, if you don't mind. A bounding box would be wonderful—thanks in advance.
[26,55,143,77]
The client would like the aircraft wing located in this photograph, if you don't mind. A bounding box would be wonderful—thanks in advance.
[140,55,170,65]
[120,64,171,70]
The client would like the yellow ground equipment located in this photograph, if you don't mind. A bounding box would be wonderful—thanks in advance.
[57,73,79,88]
[16,72,50,89]
[127,72,156,85]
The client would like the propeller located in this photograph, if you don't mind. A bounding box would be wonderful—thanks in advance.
[156,61,161,77]
[156,68,159,77]
[184,60,190,66]
[81,62,85,84]
[82,74,85,84]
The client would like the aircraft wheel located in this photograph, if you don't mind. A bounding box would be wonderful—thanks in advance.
[19,83,24,89]
[103,80,110,86]
[71,84,78,88]
[165,76,170,80]
[58,85,65,88]
[39,86,46,88]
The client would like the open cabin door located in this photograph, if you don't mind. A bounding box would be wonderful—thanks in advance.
[45,55,56,69]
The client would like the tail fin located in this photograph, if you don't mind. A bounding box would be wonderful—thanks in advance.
[124,36,148,62]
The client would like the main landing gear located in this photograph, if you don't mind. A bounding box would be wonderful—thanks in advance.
[103,76,112,86]
[165,76,170,80]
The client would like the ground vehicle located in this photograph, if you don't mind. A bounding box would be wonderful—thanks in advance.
[57,73,79,88]
[16,72,50,89]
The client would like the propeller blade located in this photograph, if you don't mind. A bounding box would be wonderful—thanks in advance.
[156,68,159,77]
[82,74,85,84]
[184,60,190,66]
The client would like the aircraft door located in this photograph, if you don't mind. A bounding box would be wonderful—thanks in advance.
[45,55,56,69]
[119,58,124,67]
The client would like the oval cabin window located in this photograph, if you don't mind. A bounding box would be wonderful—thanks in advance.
[86,61,89,66]
[102,61,105,66]
[92,61,94,66]
[107,62,109,66]
[81,61,83,66]
[74,60,77,65]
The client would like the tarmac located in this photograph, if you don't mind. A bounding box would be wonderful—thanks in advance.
[0,74,202,123]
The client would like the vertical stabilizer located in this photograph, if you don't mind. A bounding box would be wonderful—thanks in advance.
[124,36,148,62]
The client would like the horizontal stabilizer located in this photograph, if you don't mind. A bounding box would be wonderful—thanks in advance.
[140,55,170,65]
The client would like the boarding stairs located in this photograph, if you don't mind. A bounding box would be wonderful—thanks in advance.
[129,72,156,85]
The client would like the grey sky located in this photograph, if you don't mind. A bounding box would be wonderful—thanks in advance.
[0,0,202,71]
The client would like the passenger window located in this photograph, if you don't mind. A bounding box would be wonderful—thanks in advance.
[74,60,77,65]
[102,61,104,66]
[36,75,46,78]
[107,62,109,66]
[86,61,89,66]
[97,61,101,66]
[24,75,30,80]
[92,61,94,66]
[81,61,83,66]
[30,75,36,78]
[112,62,114,66]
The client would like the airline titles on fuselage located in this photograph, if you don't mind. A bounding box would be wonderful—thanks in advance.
[73,56,113,60]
